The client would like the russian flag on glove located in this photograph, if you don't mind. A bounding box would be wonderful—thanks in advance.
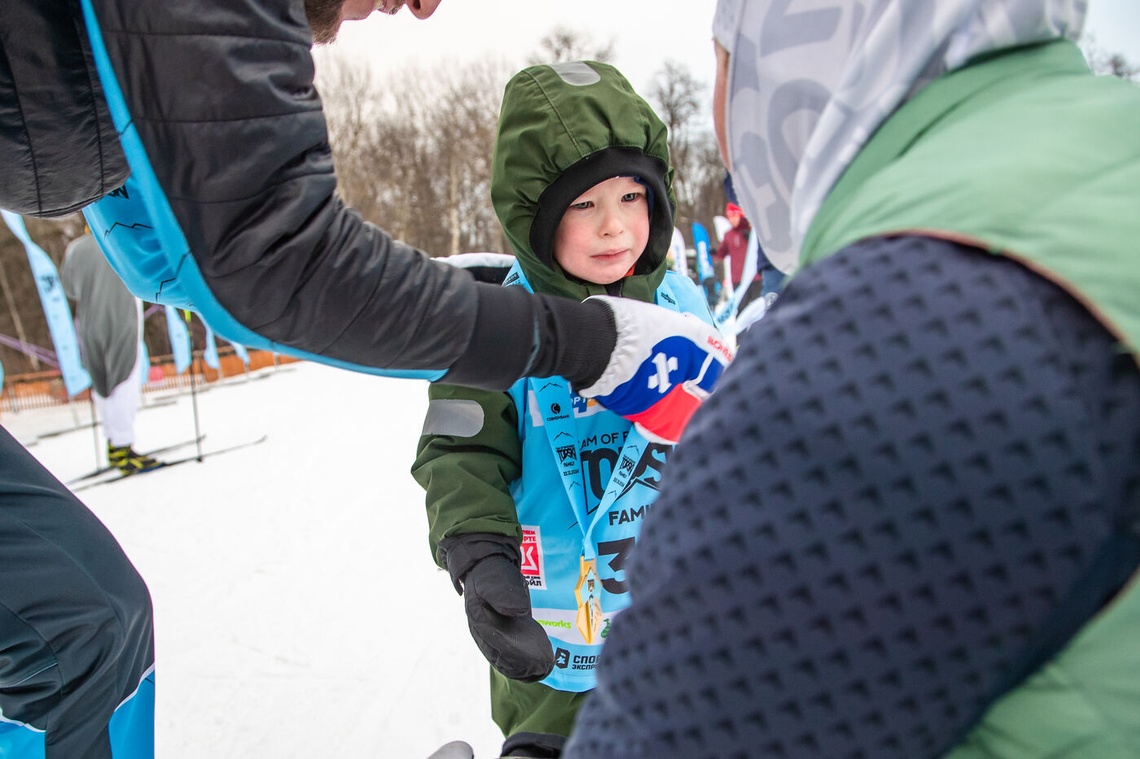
[576,296,733,445]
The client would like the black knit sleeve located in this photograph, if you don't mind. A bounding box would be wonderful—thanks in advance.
[94,0,612,390]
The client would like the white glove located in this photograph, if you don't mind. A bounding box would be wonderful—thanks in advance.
[577,296,733,445]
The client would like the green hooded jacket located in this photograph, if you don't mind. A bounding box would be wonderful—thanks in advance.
[413,60,680,567]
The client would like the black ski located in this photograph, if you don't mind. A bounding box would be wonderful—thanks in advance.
[33,397,180,443]
[70,435,268,492]
[66,435,208,484]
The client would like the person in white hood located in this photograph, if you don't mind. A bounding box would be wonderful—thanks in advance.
[566,2,1140,757]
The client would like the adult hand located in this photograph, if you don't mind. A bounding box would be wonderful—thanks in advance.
[577,296,733,445]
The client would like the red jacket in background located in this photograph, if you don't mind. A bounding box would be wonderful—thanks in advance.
[714,218,756,286]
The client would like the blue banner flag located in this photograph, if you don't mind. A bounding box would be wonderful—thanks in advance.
[135,301,150,387]
[165,305,192,375]
[669,227,689,277]
[692,222,714,283]
[203,324,221,370]
[138,338,149,387]
[1,211,91,397]
[231,341,250,366]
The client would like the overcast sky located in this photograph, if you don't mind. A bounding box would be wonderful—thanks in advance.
[329,0,1139,100]
[1084,0,1140,65]
[331,1,720,98]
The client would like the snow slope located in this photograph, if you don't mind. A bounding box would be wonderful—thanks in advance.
[8,361,505,758]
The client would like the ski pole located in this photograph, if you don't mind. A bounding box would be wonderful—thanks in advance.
[183,310,203,461]
[89,393,100,468]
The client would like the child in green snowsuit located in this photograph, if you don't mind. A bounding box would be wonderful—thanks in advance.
[413,61,724,759]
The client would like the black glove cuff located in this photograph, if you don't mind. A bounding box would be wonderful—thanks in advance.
[534,296,615,390]
[501,731,567,758]
[439,533,521,594]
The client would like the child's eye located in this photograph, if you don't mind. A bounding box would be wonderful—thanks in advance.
[622,192,646,203]
[570,200,593,210]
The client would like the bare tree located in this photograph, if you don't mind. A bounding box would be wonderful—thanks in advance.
[1081,35,1140,80]
[315,52,384,156]
[0,240,39,371]
[423,59,512,257]
[677,133,727,233]
[645,60,726,238]
[529,26,614,65]
[314,40,732,266]
[314,51,399,226]
[0,214,85,375]
[344,80,437,245]
[315,49,511,259]
[1093,51,1139,79]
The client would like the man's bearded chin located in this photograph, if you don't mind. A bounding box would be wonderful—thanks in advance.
[304,0,343,44]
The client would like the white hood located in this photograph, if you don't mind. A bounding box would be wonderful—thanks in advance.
[713,0,1085,274]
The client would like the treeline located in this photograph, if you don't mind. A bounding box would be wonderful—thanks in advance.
[0,28,728,376]
[1,29,1133,377]
[312,30,728,260]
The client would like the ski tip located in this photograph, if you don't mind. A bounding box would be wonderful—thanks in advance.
[427,740,475,759]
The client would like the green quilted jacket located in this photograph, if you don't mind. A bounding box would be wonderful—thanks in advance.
[803,40,1140,757]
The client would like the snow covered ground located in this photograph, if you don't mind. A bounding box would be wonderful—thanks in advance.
[6,360,505,758]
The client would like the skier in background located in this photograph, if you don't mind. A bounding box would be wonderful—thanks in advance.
[712,201,763,312]
[566,1,1140,757]
[61,232,165,476]
[414,61,724,759]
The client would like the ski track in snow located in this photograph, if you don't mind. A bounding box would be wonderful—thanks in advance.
[7,361,505,758]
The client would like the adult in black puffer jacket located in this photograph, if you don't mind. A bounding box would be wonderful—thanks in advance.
[0,2,729,756]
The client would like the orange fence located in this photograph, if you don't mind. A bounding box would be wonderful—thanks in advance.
[1,349,299,416]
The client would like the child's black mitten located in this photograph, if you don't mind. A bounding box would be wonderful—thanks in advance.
[440,534,555,682]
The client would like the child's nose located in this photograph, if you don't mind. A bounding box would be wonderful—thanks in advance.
[598,207,624,236]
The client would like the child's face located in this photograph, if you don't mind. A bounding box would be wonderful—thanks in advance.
[553,176,650,285]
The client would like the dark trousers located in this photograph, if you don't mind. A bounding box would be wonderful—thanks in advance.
[735,278,765,312]
[0,426,154,758]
